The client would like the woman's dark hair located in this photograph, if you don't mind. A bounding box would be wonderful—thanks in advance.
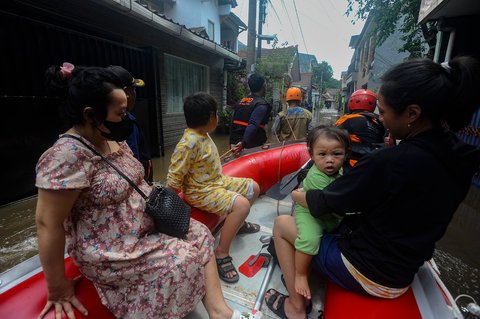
[379,56,480,131]
[307,125,350,154]
[248,73,266,93]
[44,64,123,125]
[183,92,218,128]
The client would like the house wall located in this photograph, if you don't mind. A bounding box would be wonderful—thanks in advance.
[368,26,409,91]
[348,16,409,94]
[156,45,224,147]
[221,27,237,51]
[0,0,229,204]
[41,0,225,147]
[164,0,221,43]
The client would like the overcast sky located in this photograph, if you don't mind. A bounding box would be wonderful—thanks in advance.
[232,0,365,79]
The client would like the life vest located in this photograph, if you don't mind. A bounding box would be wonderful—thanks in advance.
[230,95,272,147]
[277,107,312,142]
[335,111,386,166]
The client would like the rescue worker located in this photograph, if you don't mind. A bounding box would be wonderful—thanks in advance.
[272,87,313,142]
[230,73,272,152]
[335,89,386,168]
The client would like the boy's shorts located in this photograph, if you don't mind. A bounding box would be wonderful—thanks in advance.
[184,176,254,215]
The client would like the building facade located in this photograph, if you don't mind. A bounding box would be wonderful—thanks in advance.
[1,0,245,204]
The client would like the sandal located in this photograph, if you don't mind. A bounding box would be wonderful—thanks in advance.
[264,288,288,319]
[231,309,263,319]
[237,221,260,234]
[216,256,239,283]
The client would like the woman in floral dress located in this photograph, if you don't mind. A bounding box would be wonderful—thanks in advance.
[36,64,258,319]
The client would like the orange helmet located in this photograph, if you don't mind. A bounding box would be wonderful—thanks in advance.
[348,89,377,112]
[286,87,302,101]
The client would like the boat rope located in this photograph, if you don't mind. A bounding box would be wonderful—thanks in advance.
[219,147,234,161]
[455,294,478,305]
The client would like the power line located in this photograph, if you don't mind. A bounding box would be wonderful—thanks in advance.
[309,0,335,26]
[292,0,309,54]
[278,0,297,45]
[326,0,343,16]
[266,0,282,26]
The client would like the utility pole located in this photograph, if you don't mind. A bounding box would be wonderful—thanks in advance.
[256,0,266,59]
[246,0,257,73]
[316,71,323,122]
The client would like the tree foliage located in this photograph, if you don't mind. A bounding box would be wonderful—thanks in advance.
[346,0,437,58]
[255,50,295,103]
[312,61,339,92]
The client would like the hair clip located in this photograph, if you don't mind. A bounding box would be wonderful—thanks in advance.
[60,62,75,79]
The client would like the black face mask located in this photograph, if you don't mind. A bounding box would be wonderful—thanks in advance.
[100,115,134,142]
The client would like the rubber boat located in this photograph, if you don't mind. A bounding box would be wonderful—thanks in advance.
[0,142,468,318]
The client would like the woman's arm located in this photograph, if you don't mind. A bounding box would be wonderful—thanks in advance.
[36,188,88,319]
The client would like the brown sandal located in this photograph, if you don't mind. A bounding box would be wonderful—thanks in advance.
[237,221,260,234]
[216,256,239,283]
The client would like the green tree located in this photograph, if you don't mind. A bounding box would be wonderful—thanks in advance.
[254,49,295,104]
[346,0,437,58]
[312,61,339,92]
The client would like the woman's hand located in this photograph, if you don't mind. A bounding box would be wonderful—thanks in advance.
[291,188,308,207]
[38,275,88,319]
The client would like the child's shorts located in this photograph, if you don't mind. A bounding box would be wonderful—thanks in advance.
[184,176,254,215]
[295,209,342,255]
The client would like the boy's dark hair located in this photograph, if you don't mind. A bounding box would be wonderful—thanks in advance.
[307,125,351,154]
[248,73,266,93]
[183,92,218,128]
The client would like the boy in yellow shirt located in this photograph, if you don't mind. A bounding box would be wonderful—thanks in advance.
[167,92,261,283]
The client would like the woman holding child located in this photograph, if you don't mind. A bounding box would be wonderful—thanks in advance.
[36,64,256,319]
[266,56,480,319]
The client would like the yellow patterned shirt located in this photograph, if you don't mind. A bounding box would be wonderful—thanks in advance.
[167,128,251,215]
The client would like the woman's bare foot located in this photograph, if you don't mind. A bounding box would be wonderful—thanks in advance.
[295,273,311,300]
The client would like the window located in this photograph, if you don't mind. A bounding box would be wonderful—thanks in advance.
[164,54,208,113]
[208,20,215,41]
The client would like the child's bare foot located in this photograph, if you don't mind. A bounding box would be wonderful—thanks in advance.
[295,273,311,299]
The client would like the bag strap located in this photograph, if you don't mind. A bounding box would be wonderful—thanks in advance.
[61,134,149,200]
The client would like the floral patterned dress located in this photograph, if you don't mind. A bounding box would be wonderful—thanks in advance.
[35,134,214,319]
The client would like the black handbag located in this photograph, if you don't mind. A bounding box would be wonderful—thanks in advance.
[144,185,190,238]
[63,134,191,238]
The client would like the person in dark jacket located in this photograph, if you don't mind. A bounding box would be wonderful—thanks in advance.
[335,89,386,168]
[107,66,153,183]
[230,73,272,153]
[264,56,480,319]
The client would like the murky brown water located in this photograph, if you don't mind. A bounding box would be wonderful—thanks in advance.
[1,127,479,303]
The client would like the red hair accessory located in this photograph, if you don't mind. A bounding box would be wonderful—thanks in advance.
[59,62,75,79]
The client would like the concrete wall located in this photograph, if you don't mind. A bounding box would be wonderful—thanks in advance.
[164,0,221,43]
[368,28,409,91]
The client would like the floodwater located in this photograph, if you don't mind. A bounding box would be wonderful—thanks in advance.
[1,125,479,304]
